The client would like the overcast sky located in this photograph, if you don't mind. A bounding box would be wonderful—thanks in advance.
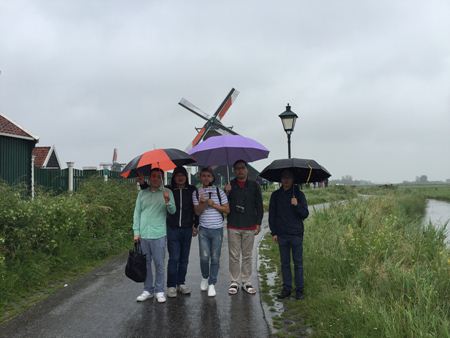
[1,0,449,183]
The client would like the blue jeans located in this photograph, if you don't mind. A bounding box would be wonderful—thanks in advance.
[140,237,166,294]
[278,235,304,291]
[198,227,223,285]
[167,226,193,288]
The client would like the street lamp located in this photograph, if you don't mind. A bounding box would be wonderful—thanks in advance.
[279,103,298,159]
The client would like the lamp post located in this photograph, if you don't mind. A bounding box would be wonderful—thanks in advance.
[279,103,298,159]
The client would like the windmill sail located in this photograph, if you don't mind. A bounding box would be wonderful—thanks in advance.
[214,88,239,120]
[181,88,239,151]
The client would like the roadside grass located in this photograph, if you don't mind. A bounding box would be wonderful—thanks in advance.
[0,179,137,323]
[259,192,450,337]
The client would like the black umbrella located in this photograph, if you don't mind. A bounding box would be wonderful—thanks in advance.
[259,158,331,184]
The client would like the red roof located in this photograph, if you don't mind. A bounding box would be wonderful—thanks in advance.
[32,146,51,167]
[0,114,38,140]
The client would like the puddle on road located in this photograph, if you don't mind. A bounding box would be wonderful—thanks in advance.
[257,242,284,335]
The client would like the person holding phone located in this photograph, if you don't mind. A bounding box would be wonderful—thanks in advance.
[193,167,230,297]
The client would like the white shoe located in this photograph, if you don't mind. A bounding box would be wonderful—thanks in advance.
[167,287,177,298]
[156,292,166,303]
[178,284,191,295]
[208,284,216,297]
[200,278,209,291]
[136,291,153,302]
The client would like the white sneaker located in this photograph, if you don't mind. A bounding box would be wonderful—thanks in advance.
[200,278,209,291]
[167,287,177,298]
[136,291,153,302]
[207,284,216,297]
[178,284,191,295]
[156,292,166,303]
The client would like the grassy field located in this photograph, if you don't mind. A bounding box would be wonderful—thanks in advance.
[262,185,358,211]
[356,184,450,202]
[0,179,138,323]
[259,187,450,337]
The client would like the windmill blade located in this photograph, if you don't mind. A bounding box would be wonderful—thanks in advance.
[185,122,210,151]
[179,98,210,121]
[214,88,239,120]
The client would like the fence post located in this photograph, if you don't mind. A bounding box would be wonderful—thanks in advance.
[31,155,36,199]
[67,162,74,192]
[102,165,109,182]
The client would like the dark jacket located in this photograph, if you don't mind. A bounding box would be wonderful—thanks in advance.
[269,185,309,237]
[166,184,199,228]
[227,179,264,228]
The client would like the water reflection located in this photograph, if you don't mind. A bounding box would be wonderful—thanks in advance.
[423,199,450,245]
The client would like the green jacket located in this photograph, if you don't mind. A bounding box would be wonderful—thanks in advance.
[133,188,176,239]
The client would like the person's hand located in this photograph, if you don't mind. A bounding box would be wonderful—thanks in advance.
[207,199,215,207]
[254,224,261,236]
[134,235,140,242]
[224,183,232,194]
[163,190,170,204]
[272,235,278,243]
[192,227,198,237]
[291,197,298,206]
[199,193,207,204]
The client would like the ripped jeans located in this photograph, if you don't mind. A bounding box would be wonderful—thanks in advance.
[198,227,223,285]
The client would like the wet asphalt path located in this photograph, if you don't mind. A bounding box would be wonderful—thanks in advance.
[0,217,270,338]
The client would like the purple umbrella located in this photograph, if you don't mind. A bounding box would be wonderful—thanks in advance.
[189,135,269,181]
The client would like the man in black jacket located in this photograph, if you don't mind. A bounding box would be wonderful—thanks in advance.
[269,169,309,300]
[224,160,264,295]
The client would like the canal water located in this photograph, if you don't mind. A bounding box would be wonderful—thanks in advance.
[423,199,450,245]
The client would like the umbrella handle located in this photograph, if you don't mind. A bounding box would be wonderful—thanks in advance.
[306,165,313,184]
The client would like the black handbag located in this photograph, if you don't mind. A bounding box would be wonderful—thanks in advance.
[125,241,147,282]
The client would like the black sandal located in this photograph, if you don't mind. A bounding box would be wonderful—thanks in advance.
[228,282,239,295]
[242,283,256,294]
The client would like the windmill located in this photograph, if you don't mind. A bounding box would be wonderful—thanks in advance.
[179,88,239,151]
[179,88,260,182]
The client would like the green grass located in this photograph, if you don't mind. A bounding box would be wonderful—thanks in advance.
[259,191,450,337]
[262,185,358,211]
[0,178,138,323]
[356,184,450,203]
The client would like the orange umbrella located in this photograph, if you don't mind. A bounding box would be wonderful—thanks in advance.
[121,148,196,178]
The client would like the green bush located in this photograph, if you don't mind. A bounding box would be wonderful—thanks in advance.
[0,178,138,321]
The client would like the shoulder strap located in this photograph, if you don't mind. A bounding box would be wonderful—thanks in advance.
[216,186,222,205]
[214,186,224,221]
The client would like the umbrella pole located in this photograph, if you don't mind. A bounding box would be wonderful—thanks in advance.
[227,165,230,184]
